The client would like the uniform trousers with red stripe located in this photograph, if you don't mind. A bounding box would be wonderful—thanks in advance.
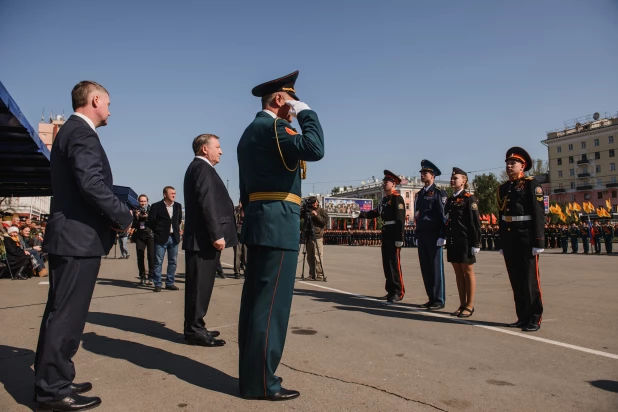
[503,246,543,325]
[238,245,298,397]
[380,231,405,299]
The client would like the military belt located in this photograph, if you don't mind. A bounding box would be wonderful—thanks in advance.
[383,221,396,225]
[249,192,301,205]
[501,215,532,223]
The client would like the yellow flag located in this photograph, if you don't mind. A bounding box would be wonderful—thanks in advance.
[567,203,572,212]
[573,213,579,221]
[606,199,612,211]
[572,202,582,212]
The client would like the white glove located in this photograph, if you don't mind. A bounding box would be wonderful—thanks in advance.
[286,100,311,117]
[532,248,544,256]
[500,249,504,256]
[414,239,418,246]
[395,241,403,248]
[436,238,446,247]
[471,247,480,255]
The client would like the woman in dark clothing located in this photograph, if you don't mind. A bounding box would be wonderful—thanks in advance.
[3,226,33,279]
[445,168,481,318]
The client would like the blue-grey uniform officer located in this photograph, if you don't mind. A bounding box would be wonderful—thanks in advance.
[414,160,447,310]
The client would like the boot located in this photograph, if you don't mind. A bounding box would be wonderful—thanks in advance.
[15,265,30,280]
[37,268,49,277]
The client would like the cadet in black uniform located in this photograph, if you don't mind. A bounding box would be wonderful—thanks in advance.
[358,170,406,302]
[568,222,580,253]
[497,147,545,332]
[486,225,494,250]
[580,222,590,254]
[481,224,487,250]
[560,224,569,253]
[602,222,614,254]
[445,167,481,318]
[415,160,447,310]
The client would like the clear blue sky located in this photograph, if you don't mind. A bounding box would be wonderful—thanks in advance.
[1,0,617,204]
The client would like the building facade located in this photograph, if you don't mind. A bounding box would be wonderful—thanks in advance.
[542,112,618,212]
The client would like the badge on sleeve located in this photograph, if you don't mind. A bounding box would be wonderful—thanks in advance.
[442,196,447,204]
[285,127,298,135]
[472,202,478,210]
[536,196,544,202]
[398,203,404,209]
[535,186,543,195]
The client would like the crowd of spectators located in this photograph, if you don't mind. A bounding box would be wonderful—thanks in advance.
[1,213,49,279]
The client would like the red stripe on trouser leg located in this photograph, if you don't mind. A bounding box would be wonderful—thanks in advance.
[397,248,405,298]
[535,255,542,324]
[263,252,284,397]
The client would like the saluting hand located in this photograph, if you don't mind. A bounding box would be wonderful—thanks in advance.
[285,100,311,117]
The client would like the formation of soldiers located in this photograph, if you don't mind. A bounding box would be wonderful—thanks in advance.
[324,227,418,247]
[543,221,616,254]
[480,224,501,250]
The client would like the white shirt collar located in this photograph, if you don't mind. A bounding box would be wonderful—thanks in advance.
[164,200,174,208]
[423,183,435,193]
[262,109,277,119]
[195,156,214,167]
[73,112,96,131]
[453,189,464,197]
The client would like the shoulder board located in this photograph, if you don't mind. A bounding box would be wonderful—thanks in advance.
[525,176,534,180]
[464,193,471,197]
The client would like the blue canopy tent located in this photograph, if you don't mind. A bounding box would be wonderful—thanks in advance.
[0,81,52,197]
[112,185,139,209]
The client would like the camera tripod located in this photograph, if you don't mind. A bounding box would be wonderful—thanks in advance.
[300,213,327,282]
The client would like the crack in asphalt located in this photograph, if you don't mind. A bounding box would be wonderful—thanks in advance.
[279,362,450,412]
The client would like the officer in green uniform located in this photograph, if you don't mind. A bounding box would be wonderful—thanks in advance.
[602,222,614,254]
[568,222,580,253]
[237,71,324,401]
[580,221,591,254]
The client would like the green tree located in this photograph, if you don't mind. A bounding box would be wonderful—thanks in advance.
[444,186,455,197]
[472,173,500,215]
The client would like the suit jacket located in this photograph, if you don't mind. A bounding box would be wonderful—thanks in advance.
[183,158,238,253]
[42,115,132,256]
[237,110,324,250]
[148,200,183,245]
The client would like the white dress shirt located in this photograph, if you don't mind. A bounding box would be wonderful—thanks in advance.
[262,109,277,119]
[72,112,96,131]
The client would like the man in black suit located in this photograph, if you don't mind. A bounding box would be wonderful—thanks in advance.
[148,186,183,292]
[183,133,238,347]
[35,81,133,411]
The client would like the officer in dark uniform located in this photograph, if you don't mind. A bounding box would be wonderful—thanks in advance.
[560,224,569,253]
[358,170,406,302]
[602,222,614,254]
[238,70,324,401]
[493,224,501,250]
[580,221,590,254]
[497,147,545,332]
[568,222,580,253]
[544,224,550,249]
[481,224,487,250]
[415,160,447,310]
[486,225,494,250]
[592,221,603,254]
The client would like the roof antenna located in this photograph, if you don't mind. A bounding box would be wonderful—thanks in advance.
[41,108,45,122]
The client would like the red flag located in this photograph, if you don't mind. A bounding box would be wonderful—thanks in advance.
[491,214,497,225]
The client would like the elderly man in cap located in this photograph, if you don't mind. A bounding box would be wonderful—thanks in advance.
[415,160,448,310]
[497,147,545,332]
[357,170,406,302]
[237,70,324,401]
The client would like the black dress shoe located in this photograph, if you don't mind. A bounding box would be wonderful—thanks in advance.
[505,320,527,328]
[420,301,432,308]
[70,382,92,394]
[165,284,179,291]
[216,271,226,279]
[234,273,241,279]
[154,286,162,292]
[387,295,402,303]
[207,330,221,338]
[427,303,445,310]
[522,322,541,332]
[36,393,101,411]
[244,387,300,401]
[185,336,226,347]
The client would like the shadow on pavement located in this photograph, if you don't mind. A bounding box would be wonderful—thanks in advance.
[294,287,507,328]
[0,345,35,411]
[87,312,184,344]
[589,380,618,393]
[81,332,238,397]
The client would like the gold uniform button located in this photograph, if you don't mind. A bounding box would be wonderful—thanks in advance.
[508,228,511,231]
[506,208,510,211]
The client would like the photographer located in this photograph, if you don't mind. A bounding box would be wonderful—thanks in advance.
[302,196,329,280]
[131,194,155,286]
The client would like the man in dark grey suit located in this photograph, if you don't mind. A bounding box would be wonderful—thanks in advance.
[35,81,132,411]
[183,133,238,347]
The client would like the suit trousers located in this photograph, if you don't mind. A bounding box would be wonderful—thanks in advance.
[135,236,155,277]
[503,246,543,325]
[34,255,101,401]
[238,246,298,398]
[381,241,404,298]
[417,233,445,305]
[184,249,220,338]
[233,242,247,274]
